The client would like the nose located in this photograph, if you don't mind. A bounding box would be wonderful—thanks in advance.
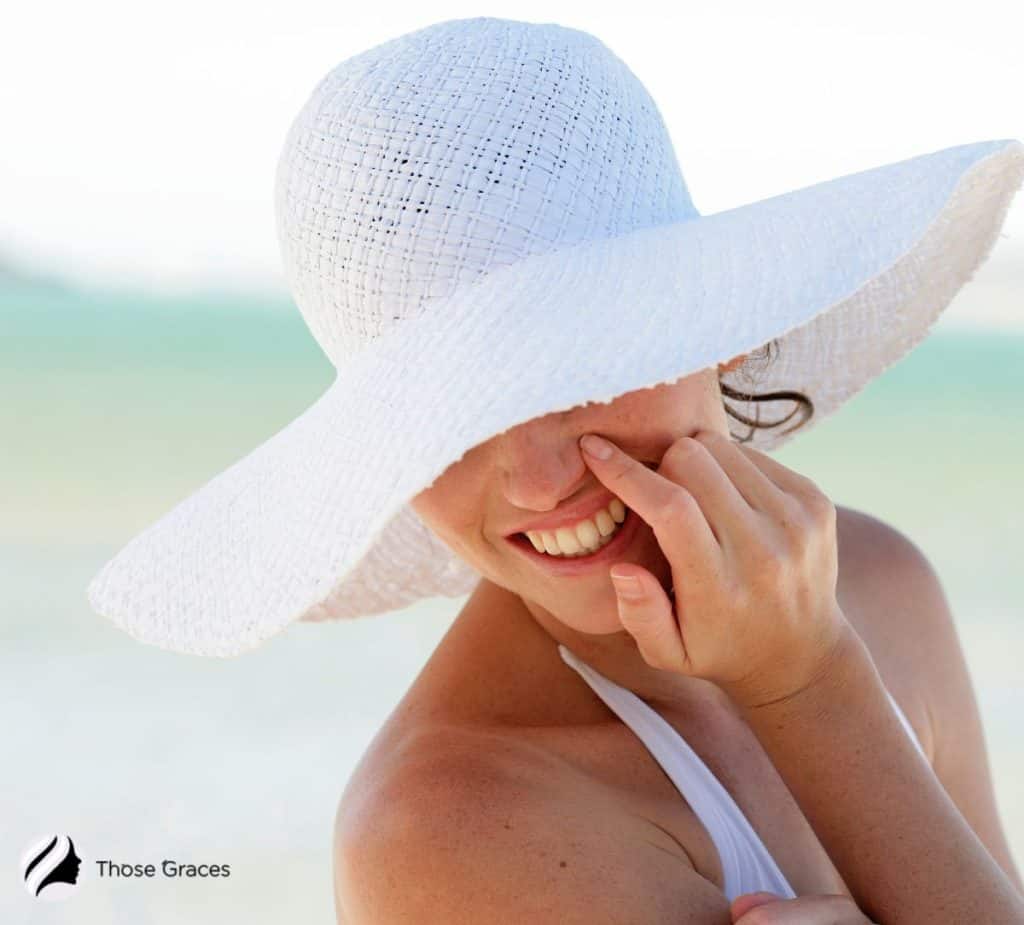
[496,416,588,512]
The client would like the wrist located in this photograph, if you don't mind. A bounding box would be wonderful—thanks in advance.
[728,614,872,716]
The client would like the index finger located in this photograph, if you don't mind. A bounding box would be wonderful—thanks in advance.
[578,433,719,561]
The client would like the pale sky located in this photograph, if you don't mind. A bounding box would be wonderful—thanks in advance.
[1,0,1022,326]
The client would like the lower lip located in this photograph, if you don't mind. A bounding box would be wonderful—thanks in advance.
[505,506,644,576]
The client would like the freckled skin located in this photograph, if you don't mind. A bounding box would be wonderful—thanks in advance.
[408,355,747,703]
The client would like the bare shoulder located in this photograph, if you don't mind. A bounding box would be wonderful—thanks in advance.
[332,724,732,924]
[833,505,1023,892]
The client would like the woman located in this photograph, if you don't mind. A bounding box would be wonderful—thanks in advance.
[336,357,1024,924]
[86,16,1024,923]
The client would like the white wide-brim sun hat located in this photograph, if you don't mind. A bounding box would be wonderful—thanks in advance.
[86,16,1024,658]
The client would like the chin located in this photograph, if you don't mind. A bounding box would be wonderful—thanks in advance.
[551,593,626,636]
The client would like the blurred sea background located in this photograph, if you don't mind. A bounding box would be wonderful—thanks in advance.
[3,3,1024,922]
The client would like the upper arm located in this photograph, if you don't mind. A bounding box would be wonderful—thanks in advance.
[333,729,732,924]
[895,538,1024,893]
[837,508,1023,894]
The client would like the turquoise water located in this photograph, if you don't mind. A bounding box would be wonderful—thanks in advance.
[2,279,1022,921]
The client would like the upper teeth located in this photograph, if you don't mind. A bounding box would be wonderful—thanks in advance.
[524,498,627,557]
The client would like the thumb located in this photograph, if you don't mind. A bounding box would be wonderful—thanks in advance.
[730,892,784,921]
[609,566,688,673]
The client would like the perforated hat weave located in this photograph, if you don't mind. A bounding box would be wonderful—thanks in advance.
[86,16,1024,657]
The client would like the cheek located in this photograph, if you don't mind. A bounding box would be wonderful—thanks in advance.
[410,488,448,534]
[412,484,486,545]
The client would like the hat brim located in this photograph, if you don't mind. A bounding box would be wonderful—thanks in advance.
[87,138,1024,656]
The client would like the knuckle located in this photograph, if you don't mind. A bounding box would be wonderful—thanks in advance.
[663,435,706,466]
[779,493,834,556]
[791,470,826,501]
[778,496,814,539]
[654,486,698,527]
[804,489,836,527]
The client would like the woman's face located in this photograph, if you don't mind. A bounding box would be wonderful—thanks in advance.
[410,358,746,635]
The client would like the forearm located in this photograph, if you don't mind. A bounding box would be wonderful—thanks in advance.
[736,618,1024,924]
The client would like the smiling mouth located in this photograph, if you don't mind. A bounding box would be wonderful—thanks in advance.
[516,497,627,557]
[501,461,656,570]
[505,504,643,573]
[513,510,626,556]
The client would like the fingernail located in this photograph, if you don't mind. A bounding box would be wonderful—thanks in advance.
[580,434,613,460]
[610,571,643,599]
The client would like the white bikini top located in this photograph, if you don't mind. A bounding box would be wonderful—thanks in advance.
[557,643,927,902]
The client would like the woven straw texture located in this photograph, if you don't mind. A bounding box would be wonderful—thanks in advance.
[86,17,1024,657]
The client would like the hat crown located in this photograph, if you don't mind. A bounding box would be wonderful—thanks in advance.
[274,16,697,366]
